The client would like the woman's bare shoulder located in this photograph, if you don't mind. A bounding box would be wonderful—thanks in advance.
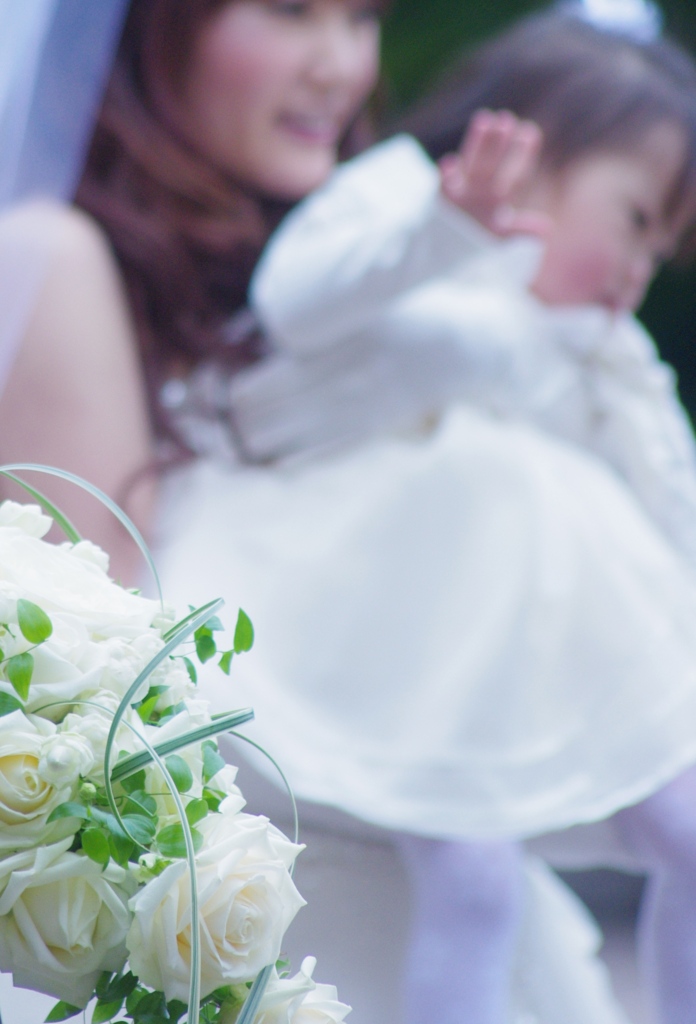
[0,199,116,267]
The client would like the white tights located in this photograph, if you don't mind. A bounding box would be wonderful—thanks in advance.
[614,765,696,1023]
[397,764,696,1024]
[396,835,525,1024]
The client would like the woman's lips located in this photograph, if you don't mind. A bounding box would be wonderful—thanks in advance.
[277,112,344,145]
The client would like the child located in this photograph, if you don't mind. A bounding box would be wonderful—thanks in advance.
[232,10,696,572]
[160,6,696,1023]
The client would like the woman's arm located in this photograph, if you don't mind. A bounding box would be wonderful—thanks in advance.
[0,201,155,586]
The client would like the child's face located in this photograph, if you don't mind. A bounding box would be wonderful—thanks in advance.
[530,122,690,312]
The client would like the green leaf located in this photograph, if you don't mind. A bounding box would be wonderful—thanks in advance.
[156,701,185,725]
[202,741,225,784]
[129,990,167,1018]
[156,822,203,859]
[202,787,222,813]
[96,971,138,1003]
[134,684,168,706]
[136,693,161,725]
[47,801,89,824]
[233,609,254,654]
[182,656,197,684]
[125,988,146,1016]
[108,832,135,867]
[7,651,33,700]
[95,972,115,1001]
[0,691,23,717]
[45,1001,82,1022]
[218,650,233,675]
[81,828,110,866]
[118,769,146,795]
[164,754,193,793]
[121,814,157,846]
[17,598,53,644]
[185,798,209,826]
[122,791,157,819]
[92,998,123,1024]
[204,615,224,632]
[166,1000,188,1023]
[195,633,217,663]
[90,807,127,837]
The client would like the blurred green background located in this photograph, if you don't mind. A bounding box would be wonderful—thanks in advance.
[380,0,696,419]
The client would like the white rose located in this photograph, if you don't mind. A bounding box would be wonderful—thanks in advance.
[79,632,164,703]
[209,762,245,801]
[0,524,159,636]
[0,711,81,851]
[127,799,305,1000]
[151,658,197,711]
[0,582,18,624]
[60,697,141,782]
[0,837,135,1006]
[150,603,178,633]
[256,957,351,1024]
[37,731,95,787]
[1,613,106,719]
[68,538,110,574]
[0,501,51,537]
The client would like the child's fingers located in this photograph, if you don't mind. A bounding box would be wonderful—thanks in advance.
[443,109,546,236]
[493,120,544,202]
[458,109,520,189]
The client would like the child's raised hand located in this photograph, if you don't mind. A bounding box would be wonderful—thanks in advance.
[439,109,550,238]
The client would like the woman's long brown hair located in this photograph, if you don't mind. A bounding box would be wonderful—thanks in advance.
[75,0,386,444]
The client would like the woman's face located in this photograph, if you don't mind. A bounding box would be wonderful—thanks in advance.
[177,0,380,200]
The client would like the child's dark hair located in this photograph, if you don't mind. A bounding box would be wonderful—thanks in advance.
[401,9,696,247]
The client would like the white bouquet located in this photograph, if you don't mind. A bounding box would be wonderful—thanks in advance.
[0,471,349,1024]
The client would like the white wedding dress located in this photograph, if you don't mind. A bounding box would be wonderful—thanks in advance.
[150,137,696,1023]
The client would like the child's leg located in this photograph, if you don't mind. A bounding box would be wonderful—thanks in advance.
[396,834,524,1024]
[613,764,696,1023]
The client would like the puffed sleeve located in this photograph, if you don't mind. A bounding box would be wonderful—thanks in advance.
[251,134,497,354]
[229,241,546,463]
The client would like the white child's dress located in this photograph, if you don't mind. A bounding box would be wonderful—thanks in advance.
[158,135,696,841]
[153,136,696,1024]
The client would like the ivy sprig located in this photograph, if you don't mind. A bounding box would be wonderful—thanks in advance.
[46,964,281,1024]
[190,608,253,678]
[0,599,53,702]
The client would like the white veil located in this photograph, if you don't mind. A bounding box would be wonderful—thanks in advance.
[0,0,130,392]
[0,7,130,1015]
[0,0,130,204]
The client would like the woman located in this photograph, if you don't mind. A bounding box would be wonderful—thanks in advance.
[0,0,382,582]
[0,2,691,1023]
